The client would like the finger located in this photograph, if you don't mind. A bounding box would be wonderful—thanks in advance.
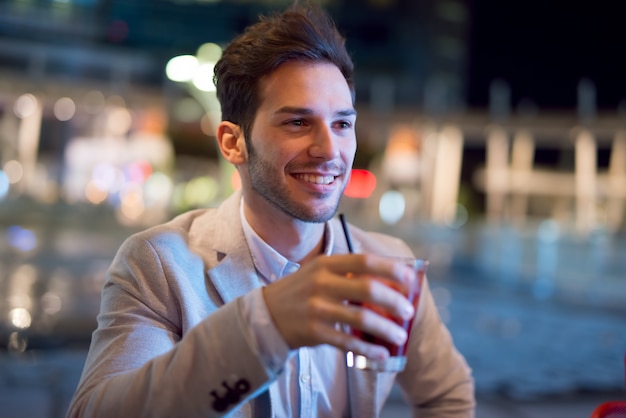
[307,270,415,321]
[311,323,391,360]
[345,302,409,346]
[309,298,409,347]
[340,277,415,321]
[320,254,413,283]
[304,272,411,321]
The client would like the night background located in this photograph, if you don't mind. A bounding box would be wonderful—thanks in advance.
[1,2,626,417]
[467,1,626,111]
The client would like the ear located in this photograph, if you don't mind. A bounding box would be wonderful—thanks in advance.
[216,121,248,164]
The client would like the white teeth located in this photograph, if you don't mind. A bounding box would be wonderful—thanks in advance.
[297,174,335,184]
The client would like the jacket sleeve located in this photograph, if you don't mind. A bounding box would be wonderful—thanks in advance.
[67,233,277,418]
[395,277,476,417]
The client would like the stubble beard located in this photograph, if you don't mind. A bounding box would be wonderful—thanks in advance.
[246,142,345,223]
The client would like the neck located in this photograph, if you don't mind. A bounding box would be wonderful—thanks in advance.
[243,201,326,264]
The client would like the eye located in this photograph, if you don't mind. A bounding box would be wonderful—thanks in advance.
[285,119,305,127]
[334,120,353,130]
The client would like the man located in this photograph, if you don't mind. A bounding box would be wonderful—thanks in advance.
[68,3,474,417]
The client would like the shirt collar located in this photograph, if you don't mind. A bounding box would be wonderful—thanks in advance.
[240,197,334,283]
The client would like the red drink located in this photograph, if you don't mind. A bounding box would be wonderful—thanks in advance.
[347,258,428,372]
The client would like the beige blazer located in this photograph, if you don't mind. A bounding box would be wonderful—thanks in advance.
[68,190,474,417]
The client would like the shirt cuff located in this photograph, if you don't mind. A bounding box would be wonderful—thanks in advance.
[239,288,292,375]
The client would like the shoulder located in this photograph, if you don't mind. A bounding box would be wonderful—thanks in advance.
[129,208,211,244]
[117,208,217,260]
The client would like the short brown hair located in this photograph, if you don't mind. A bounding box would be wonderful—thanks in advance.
[213,2,355,139]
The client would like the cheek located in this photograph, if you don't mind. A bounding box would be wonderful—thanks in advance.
[265,146,299,170]
[344,139,357,162]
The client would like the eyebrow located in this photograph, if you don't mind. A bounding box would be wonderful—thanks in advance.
[273,106,357,118]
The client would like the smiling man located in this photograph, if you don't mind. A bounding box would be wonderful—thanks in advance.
[68,3,474,418]
[220,60,357,262]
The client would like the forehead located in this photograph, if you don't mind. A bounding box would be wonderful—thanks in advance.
[257,60,354,111]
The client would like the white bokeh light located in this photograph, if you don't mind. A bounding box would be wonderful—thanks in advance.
[166,55,199,82]
[379,190,406,225]
[54,97,76,121]
[14,94,38,118]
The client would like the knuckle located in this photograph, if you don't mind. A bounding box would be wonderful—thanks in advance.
[362,279,378,295]
[310,274,329,294]
[308,296,326,317]
[351,306,368,325]
[356,254,370,269]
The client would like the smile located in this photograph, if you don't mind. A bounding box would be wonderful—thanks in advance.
[294,174,336,185]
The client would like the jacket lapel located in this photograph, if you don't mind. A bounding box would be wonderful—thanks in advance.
[209,254,263,303]
[192,190,264,304]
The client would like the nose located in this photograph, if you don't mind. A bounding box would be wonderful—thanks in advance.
[309,125,340,160]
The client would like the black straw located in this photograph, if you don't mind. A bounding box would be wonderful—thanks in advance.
[339,213,354,253]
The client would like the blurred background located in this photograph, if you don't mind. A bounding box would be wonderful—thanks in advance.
[1,0,625,417]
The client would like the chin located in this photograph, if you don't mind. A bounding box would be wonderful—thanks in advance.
[294,203,339,223]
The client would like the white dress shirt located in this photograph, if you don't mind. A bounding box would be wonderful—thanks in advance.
[239,199,349,417]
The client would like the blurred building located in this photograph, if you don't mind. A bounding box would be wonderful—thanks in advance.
[0,0,471,144]
[0,0,474,227]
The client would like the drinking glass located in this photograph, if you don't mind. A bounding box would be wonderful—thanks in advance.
[346,257,429,372]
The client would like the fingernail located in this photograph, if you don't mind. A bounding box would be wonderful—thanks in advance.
[402,304,414,319]
[395,329,407,344]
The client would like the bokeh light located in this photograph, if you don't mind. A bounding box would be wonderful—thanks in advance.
[196,42,222,63]
[445,203,469,229]
[379,190,406,224]
[184,176,218,207]
[127,160,153,184]
[119,187,144,219]
[85,180,108,204]
[7,332,28,352]
[107,107,132,136]
[92,163,123,193]
[83,90,106,114]
[7,225,37,252]
[344,169,377,199]
[166,55,199,82]
[54,97,76,121]
[41,292,63,315]
[144,172,173,205]
[193,63,216,92]
[14,93,38,118]
[9,308,32,329]
[4,160,24,184]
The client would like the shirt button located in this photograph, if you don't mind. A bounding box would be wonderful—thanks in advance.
[300,374,311,383]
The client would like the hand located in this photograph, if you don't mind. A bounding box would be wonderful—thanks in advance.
[262,254,416,359]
